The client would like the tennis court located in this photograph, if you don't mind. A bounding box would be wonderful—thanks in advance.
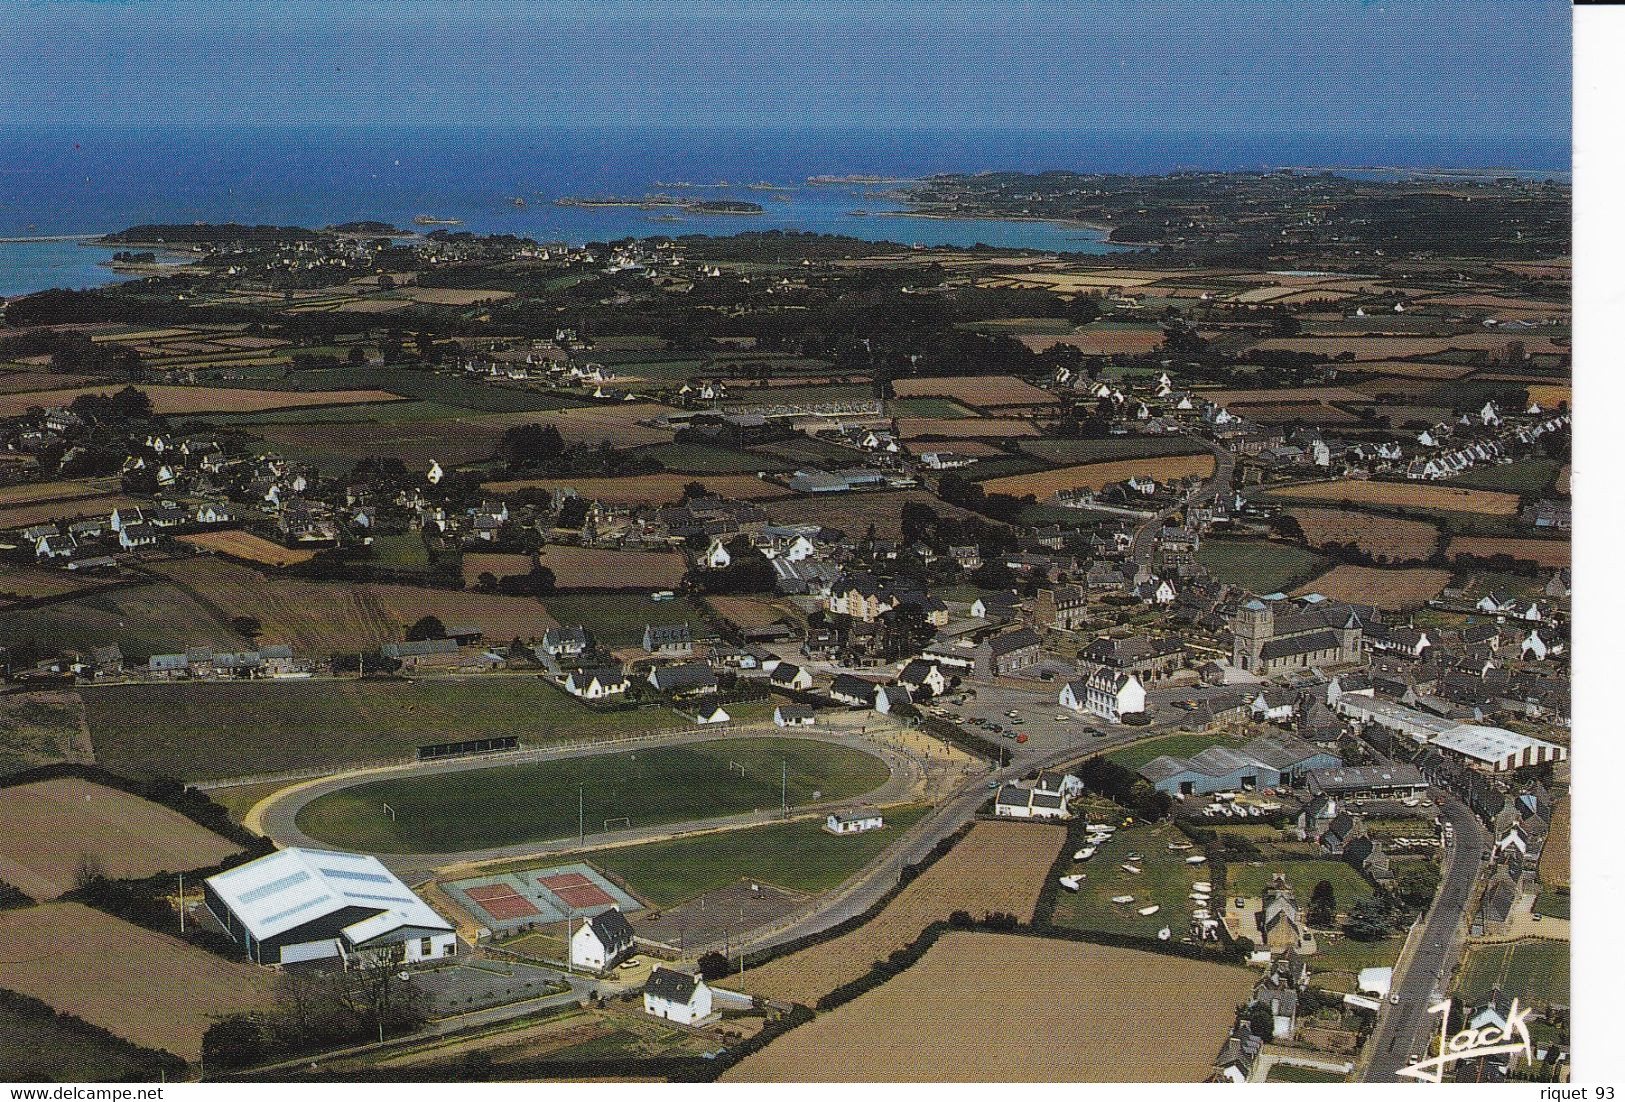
[464,883,543,921]
[538,871,617,910]
[443,862,640,932]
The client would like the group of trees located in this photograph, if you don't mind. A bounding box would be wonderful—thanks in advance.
[1074,755,1173,822]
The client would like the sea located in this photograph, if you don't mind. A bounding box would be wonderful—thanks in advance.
[0,126,1570,298]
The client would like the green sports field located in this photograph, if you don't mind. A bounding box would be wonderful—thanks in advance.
[294,737,892,853]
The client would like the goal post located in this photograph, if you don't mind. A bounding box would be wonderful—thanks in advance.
[604,816,631,832]
[728,760,747,777]
[382,802,397,822]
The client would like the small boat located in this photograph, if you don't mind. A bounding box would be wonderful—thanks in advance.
[1167,841,1193,851]
[1126,852,1144,861]
[1121,864,1142,874]
[1193,909,1211,920]
[1157,926,1172,941]
[1111,895,1135,904]
[1138,904,1161,916]
[1189,893,1210,901]
[1186,855,1209,865]
[1073,847,1096,861]
[1193,882,1212,893]
[1059,874,1083,892]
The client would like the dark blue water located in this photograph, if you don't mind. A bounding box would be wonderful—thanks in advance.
[0,126,1569,296]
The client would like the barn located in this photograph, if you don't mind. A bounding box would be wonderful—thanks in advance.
[204,847,456,966]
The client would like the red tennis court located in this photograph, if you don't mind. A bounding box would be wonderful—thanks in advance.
[465,883,541,921]
[539,872,616,909]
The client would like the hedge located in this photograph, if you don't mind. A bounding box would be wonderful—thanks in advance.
[0,986,187,1081]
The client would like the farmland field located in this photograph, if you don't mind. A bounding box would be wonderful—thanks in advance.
[482,473,779,504]
[740,820,1065,1005]
[80,678,678,780]
[0,563,113,604]
[0,903,273,1060]
[0,691,94,777]
[1193,539,1329,593]
[761,490,985,541]
[638,442,787,473]
[979,454,1214,499]
[1539,797,1569,889]
[0,385,405,419]
[535,545,687,589]
[294,737,889,854]
[177,529,317,567]
[1445,459,1562,496]
[1262,479,1520,516]
[0,999,182,1082]
[707,594,791,630]
[1456,940,1569,1008]
[891,375,1057,408]
[1446,537,1570,568]
[896,417,1040,439]
[468,402,678,447]
[462,551,533,586]
[1017,436,1209,465]
[1014,327,1165,356]
[0,479,113,507]
[514,805,933,908]
[542,592,711,648]
[0,777,242,900]
[725,931,1253,1082]
[1288,507,1441,562]
[1293,565,1453,610]
[0,492,142,530]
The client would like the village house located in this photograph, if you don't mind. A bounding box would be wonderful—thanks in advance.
[643,968,714,1026]
[570,908,636,971]
[565,666,630,699]
[643,622,695,657]
[825,810,884,835]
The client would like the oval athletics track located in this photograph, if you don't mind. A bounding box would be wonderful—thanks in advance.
[247,726,926,875]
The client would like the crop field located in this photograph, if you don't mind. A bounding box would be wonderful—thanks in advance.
[254,418,510,474]
[1456,940,1569,1008]
[1539,797,1569,890]
[707,594,790,629]
[505,805,934,909]
[0,1000,182,1082]
[1557,465,1570,495]
[726,931,1253,1082]
[1016,436,1209,465]
[888,396,977,419]
[1254,334,1564,360]
[0,691,94,777]
[138,558,557,654]
[1288,507,1441,562]
[0,581,244,658]
[1047,820,1217,942]
[1447,537,1569,568]
[980,454,1214,499]
[740,820,1065,1006]
[469,402,678,447]
[542,592,710,648]
[761,489,984,540]
[1325,360,1477,380]
[1293,565,1453,610]
[295,737,888,854]
[1193,539,1330,593]
[0,777,242,900]
[0,479,113,508]
[177,529,317,567]
[0,492,142,530]
[535,545,687,589]
[483,473,779,504]
[891,375,1058,409]
[1263,479,1521,516]
[0,903,273,1061]
[0,385,405,419]
[1207,386,1375,406]
[80,678,673,780]
[637,442,785,473]
[1445,459,1562,496]
[1014,327,1165,356]
[0,563,112,604]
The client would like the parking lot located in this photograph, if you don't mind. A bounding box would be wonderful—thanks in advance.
[409,956,568,1014]
[921,682,1111,756]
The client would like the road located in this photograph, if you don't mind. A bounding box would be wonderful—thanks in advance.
[1129,437,1235,564]
[1360,790,1488,1081]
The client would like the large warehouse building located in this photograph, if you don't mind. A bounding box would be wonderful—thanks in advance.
[205,847,457,967]
[1139,733,1340,797]
[1428,724,1568,773]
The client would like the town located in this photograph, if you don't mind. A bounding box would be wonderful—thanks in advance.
[0,168,1569,1084]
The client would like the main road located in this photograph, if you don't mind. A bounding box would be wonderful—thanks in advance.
[1360,790,1488,1081]
[1129,436,1235,564]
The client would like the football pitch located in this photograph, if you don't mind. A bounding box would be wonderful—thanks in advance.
[294,736,891,854]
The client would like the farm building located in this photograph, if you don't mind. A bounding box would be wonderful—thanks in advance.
[825,810,884,835]
[570,907,636,971]
[1139,734,1339,797]
[644,968,714,1026]
[1428,725,1568,773]
[203,847,456,967]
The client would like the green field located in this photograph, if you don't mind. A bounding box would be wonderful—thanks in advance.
[547,804,932,906]
[286,366,586,413]
[295,737,892,853]
[1226,860,1376,912]
[1456,940,1569,1007]
[1445,459,1562,497]
[80,678,703,780]
[369,532,434,575]
[1194,539,1330,593]
[1533,889,1570,920]
[1106,732,1250,772]
[0,582,243,659]
[1267,1064,1346,1083]
[1017,437,1211,465]
[542,592,713,648]
[1048,821,1217,943]
[1308,933,1404,986]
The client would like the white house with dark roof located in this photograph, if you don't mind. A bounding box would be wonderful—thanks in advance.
[644,967,714,1025]
[570,907,636,971]
[204,847,456,967]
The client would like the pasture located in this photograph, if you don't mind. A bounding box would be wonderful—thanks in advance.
[1447,537,1570,569]
[1192,538,1329,593]
[1293,565,1453,610]
[0,691,94,776]
[725,931,1253,1082]
[0,903,273,1061]
[0,385,405,419]
[80,678,674,780]
[542,592,711,648]
[891,375,1057,409]
[1288,507,1442,562]
[0,777,242,900]
[294,737,889,854]
[740,820,1065,1006]
[1262,479,1521,516]
[1445,458,1562,496]
[980,454,1214,499]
